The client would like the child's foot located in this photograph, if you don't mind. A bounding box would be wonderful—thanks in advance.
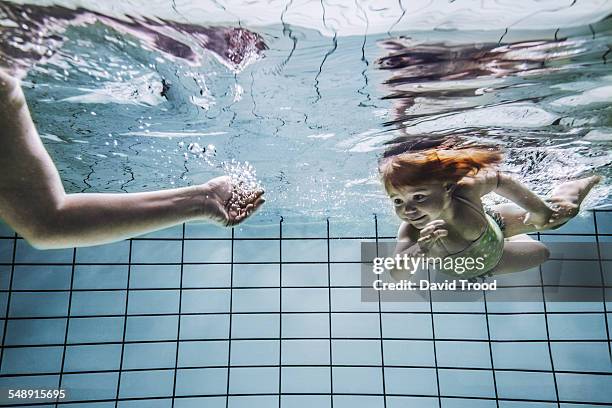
[549,175,601,205]
[545,175,601,229]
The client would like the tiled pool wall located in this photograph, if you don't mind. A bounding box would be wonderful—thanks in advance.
[0,210,610,408]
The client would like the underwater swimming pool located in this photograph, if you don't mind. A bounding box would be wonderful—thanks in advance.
[0,0,611,406]
[0,213,611,407]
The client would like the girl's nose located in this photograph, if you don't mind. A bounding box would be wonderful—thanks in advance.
[403,204,417,215]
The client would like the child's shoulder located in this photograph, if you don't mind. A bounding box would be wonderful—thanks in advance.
[457,169,499,198]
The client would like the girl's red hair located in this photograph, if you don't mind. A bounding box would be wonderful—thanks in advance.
[379,139,502,189]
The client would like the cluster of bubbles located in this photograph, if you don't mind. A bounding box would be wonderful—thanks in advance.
[222,159,263,197]
[178,141,217,166]
[180,141,263,197]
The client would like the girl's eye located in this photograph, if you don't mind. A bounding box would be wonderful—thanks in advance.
[393,198,403,205]
[414,194,426,202]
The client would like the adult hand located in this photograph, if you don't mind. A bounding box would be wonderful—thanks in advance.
[201,176,265,227]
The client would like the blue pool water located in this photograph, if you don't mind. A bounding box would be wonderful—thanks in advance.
[1,1,611,223]
[1,0,612,406]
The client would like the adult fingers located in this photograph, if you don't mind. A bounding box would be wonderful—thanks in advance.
[243,198,266,219]
[226,195,266,227]
[236,209,252,224]
[254,197,265,208]
[243,189,264,204]
[253,189,264,200]
[245,198,265,217]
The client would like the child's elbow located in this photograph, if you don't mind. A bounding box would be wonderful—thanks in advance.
[537,244,551,264]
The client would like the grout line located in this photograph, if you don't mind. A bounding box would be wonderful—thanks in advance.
[225,227,235,408]
[2,282,611,295]
[3,337,610,349]
[1,392,612,407]
[483,290,500,407]
[2,309,612,320]
[114,239,133,408]
[427,267,442,408]
[0,254,608,266]
[326,219,334,407]
[374,215,388,408]
[55,247,76,407]
[278,217,283,408]
[1,364,611,378]
[171,223,186,408]
[592,212,611,358]
[0,229,609,242]
[538,232,561,408]
[0,233,18,374]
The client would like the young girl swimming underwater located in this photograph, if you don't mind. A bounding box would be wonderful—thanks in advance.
[379,137,600,278]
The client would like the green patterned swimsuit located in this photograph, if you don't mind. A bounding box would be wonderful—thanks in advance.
[437,195,505,278]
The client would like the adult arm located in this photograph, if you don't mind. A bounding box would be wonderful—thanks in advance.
[0,72,264,249]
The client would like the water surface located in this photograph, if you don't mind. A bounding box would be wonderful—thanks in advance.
[1,1,610,224]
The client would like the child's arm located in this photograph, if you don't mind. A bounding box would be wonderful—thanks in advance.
[394,222,421,255]
[467,170,552,228]
[493,172,553,228]
[390,222,421,281]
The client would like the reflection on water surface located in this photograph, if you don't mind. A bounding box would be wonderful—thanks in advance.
[1,1,610,222]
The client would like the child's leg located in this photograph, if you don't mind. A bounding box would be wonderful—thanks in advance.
[491,203,537,237]
[549,175,601,205]
[492,175,601,238]
[489,234,550,275]
[545,176,601,226]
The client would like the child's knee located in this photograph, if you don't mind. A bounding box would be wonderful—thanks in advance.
[537,244,550,263]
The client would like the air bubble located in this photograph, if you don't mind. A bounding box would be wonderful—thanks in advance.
[187,142,204,155]
[181,142,262,198]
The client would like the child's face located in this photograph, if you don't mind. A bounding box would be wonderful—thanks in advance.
[386,182,452,228]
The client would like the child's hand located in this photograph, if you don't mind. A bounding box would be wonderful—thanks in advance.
[522,209,553,229]
[417,220,448,253]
